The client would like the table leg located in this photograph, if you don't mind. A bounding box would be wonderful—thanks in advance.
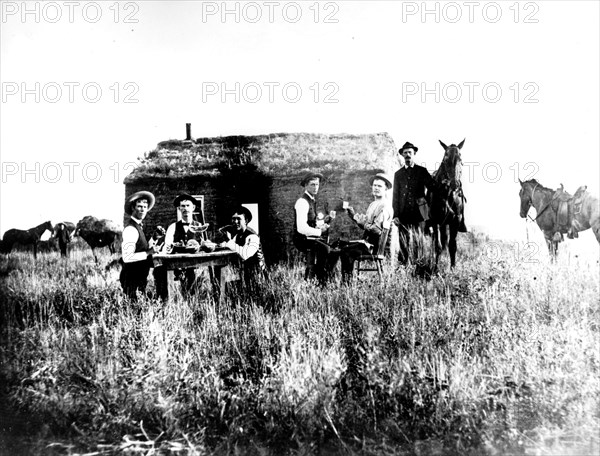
[211,266,226,303]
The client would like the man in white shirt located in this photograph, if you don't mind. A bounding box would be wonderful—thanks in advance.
[154,193,212,299]
[219,206,267,293]
[339,173,393,283]
[292,172,334,285]
[120,190,159,301]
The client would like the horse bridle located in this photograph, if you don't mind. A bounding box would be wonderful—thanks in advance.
[527,182,555,222]
[525,183,539,221]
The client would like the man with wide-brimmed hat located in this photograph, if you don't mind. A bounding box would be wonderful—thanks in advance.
[219,205,267,293]
[392,142,437,264]
[120,190,158,301]
[154,193,213,299]
[293,171,335,285]
[337,173,394,282]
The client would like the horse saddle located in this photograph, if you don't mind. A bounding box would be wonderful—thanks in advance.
[551,186,572,227]
[551,185,587,238]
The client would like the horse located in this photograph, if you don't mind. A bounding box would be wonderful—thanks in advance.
[75,216,122,262]
[1,221,53,259]
[519,179,600,256]
[428,139,466,268]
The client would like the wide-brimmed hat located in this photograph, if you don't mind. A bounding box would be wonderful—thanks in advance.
[173,193,199,207]
[370,173,393,189]
[124,191,155,215]
[300,172,324,187]
[232,206,253,223]
[399,142,418,153]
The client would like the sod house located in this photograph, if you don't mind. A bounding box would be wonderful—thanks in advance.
[124,128,398,264]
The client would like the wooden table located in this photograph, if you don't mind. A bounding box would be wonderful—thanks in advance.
[152,250,240,301]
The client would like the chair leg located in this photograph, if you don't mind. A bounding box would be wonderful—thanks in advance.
[376,261,383,280]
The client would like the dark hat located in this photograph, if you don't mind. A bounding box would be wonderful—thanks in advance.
[173,193,199,207]
[370,173,393,189]
[300,172,324,187]
[124,191,155,215]
[233,205,253,223]
[399,142,418,153]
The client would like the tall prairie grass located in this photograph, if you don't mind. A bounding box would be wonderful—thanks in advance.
[0,237,598,455]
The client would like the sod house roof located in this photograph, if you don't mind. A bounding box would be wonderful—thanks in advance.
[124,132,397,183]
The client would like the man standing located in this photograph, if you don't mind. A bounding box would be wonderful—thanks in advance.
[154,193,212,298]
[392,142,437,264]
[293,172,334,285]
[53,222,76,257]
[219,206,267,292]
[121,191,159,301]
[340,173,393,282]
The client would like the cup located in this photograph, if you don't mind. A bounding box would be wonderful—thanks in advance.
[342,201,349,209]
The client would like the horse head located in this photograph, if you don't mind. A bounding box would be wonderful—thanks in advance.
[42,220,54,237]
[518,179,538,218]
[438,139,464,187]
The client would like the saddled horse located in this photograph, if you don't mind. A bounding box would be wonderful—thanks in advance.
[428,139,467,268]
[519,179,600,256]
[1,220,53,259]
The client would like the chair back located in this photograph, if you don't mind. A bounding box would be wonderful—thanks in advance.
[374,227,390,257]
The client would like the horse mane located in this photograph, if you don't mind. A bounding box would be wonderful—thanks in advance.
[523,179,554,193]
[435,148,462,187]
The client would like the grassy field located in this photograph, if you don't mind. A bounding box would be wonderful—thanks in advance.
[0,235,598,455]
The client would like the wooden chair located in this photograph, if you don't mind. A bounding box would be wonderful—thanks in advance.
[356,226,391,279]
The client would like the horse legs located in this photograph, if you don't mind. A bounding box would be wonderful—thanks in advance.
[448,225,458,268]
[435,225,447,269]
[544,233,558,260]
[33,242,38,259]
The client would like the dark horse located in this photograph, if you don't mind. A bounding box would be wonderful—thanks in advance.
[1,221,53,259]
[428,139,466,268]
[519,179,600,256]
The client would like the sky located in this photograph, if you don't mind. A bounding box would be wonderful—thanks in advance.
[1,0,599,259]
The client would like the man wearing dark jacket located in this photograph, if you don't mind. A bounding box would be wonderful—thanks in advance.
[392,142,437,264]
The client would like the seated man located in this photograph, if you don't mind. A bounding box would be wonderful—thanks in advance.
[219,206,267,292]
[293,172,336,285]
[153,193,213,299]
[339,173,393,283]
